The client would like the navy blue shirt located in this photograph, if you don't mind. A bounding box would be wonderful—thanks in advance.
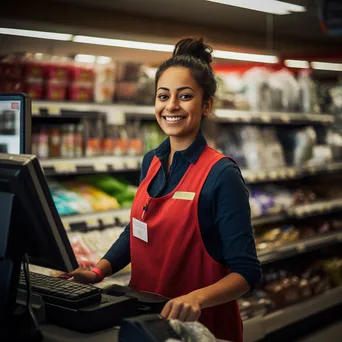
[103,131,261,290]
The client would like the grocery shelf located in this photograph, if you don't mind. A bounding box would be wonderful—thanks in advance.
[40,155,342,180]
[243,286,342,342]
[41,155,142,176]
[60,198,342,232]
[214,109,334,125]
[258,231,342,264]
[252,198,342,226]
[61,208,130,231]
[32,101,334,125]
[242,162,342,183]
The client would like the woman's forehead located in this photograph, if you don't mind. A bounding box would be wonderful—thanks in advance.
[157,67,199,88]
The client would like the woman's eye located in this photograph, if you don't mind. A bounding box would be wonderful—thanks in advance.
[157,94,168,100]
[180,94,193,100]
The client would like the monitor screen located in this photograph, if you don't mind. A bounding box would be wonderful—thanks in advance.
[0,153,78,272]
[0,94,31,154]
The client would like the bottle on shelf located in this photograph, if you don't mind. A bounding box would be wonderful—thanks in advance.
[49,125,61,158]
[38,125,49,159]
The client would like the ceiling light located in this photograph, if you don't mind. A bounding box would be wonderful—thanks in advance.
[206,0,305,15]
[214,50,279,64]
[284,59,310,68]
[0,27,72,41]
[73,35,174,52]
[311,61,342,72]
[74,54,96,63]
[96,56,112,64]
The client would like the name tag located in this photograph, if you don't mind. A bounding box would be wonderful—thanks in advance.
[172,191,196,200]
[132,218,148,243]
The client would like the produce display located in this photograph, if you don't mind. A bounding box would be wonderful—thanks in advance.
[48,176,137,216]
[239,256,342,320]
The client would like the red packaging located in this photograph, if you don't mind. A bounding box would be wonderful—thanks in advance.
[45,64,69,83]
[45,82,67,101]
[70,66,94,83]
[23,62,44,80]
[25,81,43,99]
[69,84,93,102]
[0,61,23,80]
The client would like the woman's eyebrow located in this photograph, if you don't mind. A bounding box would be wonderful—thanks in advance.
[157,86,195,92]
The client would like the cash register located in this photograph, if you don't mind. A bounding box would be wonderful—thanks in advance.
[0,94,175,342]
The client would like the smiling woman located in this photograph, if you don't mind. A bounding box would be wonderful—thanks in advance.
[69,37,261,342]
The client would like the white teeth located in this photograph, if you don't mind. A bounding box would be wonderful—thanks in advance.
[164,116,183,122]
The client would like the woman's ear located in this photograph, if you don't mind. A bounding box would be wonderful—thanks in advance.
[203,97,213,117]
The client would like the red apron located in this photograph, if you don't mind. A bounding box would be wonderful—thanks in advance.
[130,145,243,342]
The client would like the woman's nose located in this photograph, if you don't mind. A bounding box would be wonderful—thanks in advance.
[166,96,180,112]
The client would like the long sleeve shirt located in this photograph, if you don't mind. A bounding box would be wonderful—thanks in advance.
[103,131,261,290]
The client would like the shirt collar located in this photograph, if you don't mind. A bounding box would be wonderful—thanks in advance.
[155,130,207,164]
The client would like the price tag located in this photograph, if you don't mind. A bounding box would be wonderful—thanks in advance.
[112,160,125,170]
[48,107,60,116]
[55,163,77,173]
[241,115,251,122]
[269,170,278,180]
[101,216,115,226]
[261,114,271,123]
[32,106,39,116]
[257,171,266,181]
[125,159,138,170]
[287,168,296,178]
[280,114,290,123]
[62,221,70,231]
[86,218,99,228]
[94,162,108,172]
[296,243,305,252]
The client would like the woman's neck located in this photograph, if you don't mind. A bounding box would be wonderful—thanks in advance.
[169,131,198,152]
[167,131,198,171]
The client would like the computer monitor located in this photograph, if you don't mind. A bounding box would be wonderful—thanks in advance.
[0,153,78,326]
[0,93,31,154]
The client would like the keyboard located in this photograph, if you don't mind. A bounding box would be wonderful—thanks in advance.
[18,270,101,309]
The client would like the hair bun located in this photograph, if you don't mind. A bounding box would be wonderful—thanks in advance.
[173,37,213,65]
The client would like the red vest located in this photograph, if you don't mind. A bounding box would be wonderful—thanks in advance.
[130,145,243,342]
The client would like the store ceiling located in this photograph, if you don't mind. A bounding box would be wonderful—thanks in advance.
[52,0,339,45]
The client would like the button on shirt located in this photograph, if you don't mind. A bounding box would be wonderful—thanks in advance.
[103,131,261,290]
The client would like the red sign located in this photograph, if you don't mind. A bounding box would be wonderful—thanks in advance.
[11,102,19,110]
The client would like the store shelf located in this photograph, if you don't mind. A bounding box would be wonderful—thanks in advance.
[252,198,342,226]
[242,162,342,183]
[32,101,334,126]
[32,101,155,124]
[61,208,130,231]
[214,109,334,125]
[60,198,342,232]
[258,231,342,264]
[243,286,342,342]
[41,156,142,176]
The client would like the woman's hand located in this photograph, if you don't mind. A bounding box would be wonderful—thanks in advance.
[65,268,100,284]
[161,292,202,322]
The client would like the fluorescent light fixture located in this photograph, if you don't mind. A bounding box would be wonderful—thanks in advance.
[311,61,342,72]
[73,35,174,53]
[97,56,112,64]
[75,54,96,63]
[0,27,72,41]
[214,50,278,64]
[284,59,310,68]
[206,0,306,15]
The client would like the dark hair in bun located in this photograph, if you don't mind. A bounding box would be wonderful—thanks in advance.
[155,37,217,103]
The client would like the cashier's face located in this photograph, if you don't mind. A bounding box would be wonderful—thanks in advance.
[155,67,210,139]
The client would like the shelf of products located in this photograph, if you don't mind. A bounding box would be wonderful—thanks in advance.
[32,101,335,126]
[252,198,342,226]
[243,286,342,342]
[214,109,334,125]
[258,231,342,264]
[61,208,130,231]
[41,155,142,176]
